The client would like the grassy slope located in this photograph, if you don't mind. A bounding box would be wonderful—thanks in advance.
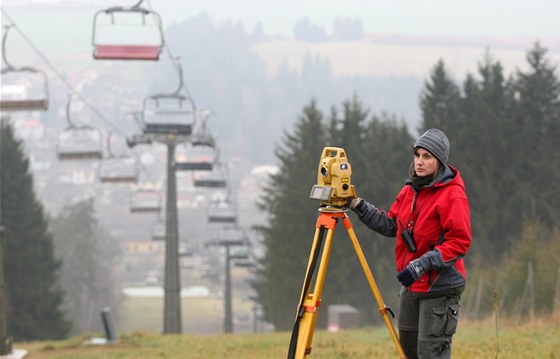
[20,318,560,359]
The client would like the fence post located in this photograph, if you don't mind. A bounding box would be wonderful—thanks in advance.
[473,276,484,320]
[101,307,117,342]
[555,267,560,313]
[518,262,535,323]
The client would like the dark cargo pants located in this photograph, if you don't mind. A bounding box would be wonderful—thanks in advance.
[397,287,461,359]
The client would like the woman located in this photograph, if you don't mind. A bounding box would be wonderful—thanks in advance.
[348,128,471,359]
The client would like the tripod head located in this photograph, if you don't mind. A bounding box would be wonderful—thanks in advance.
[309,147,357,208]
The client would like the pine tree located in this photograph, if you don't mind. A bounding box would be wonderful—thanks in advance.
[0,119,70,340]
[254,99,328,330]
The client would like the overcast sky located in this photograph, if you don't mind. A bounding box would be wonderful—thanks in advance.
[2,0,560,40]
[150,0,560,39]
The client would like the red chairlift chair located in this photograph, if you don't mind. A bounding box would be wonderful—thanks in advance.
[92,0,164,61]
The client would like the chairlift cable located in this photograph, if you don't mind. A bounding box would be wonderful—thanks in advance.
[0,7,156,183]
[0,8,124,137]
[144,0,195,101]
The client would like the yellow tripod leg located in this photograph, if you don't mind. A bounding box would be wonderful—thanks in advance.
[292,213,338,358]
[341,213,407,359]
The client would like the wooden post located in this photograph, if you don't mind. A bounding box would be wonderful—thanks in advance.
[554,267,560,313]
[518,262,535,323]
[473,276,484,320]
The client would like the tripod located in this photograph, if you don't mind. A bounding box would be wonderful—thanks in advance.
[287,207,406,359]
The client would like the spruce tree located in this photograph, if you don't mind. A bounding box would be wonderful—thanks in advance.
[511,42,560,228]
[456,53,516,257]
[50,199,120,335]
[321,96,376,324]
[254,99,328,330]
[0,119,70,340]
[419,59,461,133]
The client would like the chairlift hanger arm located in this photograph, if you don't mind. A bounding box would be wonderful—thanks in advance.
[106,131,115,158]
[65,94,77,128]
[1,25,15,70]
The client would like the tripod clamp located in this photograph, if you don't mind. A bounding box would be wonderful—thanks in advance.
[381,304,396,318]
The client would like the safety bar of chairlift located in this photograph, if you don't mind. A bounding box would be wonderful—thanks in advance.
[206,239,246,247]
[143,123,193,135]
[192,137,216,147]
[127,134,152,148]
[207,215,237,224]
[175,162,213,171]
[100,171,138,183]
[193,179,227,188]
[130,206,161,213]
[130,199,162,213]
[99,155,138,182]
[57,150,103,161]
[234,261,255,268]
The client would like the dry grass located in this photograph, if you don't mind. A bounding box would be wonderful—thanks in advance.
[18,313,559,359]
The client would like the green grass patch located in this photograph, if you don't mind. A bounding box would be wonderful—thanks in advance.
[19,319,560,358]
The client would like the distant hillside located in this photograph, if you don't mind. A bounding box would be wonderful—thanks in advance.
[249,36,560,79]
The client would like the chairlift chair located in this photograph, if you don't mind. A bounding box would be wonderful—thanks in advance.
[193,162,228,188]
[99,132,139,183]
[191,108,217,147]
[56,95,103,160]
[175,142,217,172]
[92,0,164,60]
[57,127,104,160]
[230,247,251,260]
[233,260,255,268]
[0,26,49,111]
[142,93,196,135]
[209,225,246,246]
[151,219,166,241]
[99,156,138,182]
[207,198,237,224]
[129,189,162,213]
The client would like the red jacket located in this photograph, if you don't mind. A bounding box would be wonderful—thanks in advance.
[353,165,471,293]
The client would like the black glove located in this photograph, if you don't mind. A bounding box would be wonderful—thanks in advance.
[397,255,431,287]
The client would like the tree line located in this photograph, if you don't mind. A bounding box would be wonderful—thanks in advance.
[254,43,560,330]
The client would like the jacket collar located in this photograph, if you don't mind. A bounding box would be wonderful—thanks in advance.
[406,164,456,191]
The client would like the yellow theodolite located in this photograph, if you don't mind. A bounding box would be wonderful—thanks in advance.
[288,147,406,359]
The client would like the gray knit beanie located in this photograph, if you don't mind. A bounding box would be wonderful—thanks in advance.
[414,128,450,164]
